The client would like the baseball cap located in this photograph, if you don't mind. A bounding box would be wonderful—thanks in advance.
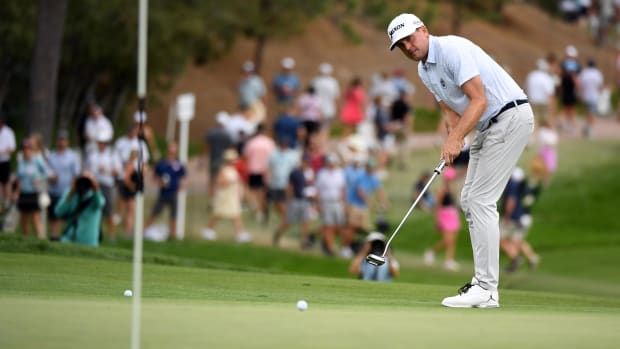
[366,232,386,242]
[536,58,549,72]
[387,13,424,51]
[281,57,295,69]
[96,129,113,143]
[215,111,230,125]
[565,45,578,58]
[319,62,333,75]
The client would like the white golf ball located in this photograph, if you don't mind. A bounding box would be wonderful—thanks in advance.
[296,300,308,311]
[123,289,133,297]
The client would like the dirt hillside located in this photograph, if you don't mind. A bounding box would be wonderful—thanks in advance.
[147,2,616,141]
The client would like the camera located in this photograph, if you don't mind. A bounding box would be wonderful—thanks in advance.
[75,176,95,195]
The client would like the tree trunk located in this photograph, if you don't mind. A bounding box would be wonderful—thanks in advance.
[254,35,267,75]
[27,0,68,146]
[451,1,463,34]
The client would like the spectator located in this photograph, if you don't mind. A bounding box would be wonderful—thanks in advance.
[145,142,187,241]
[312,63,340,131]
[342,158,387,259]
[243,124,275,223]
[273,104,304,149]
[15,139,49,239]
[340,77,366,136]
[239,61,267,125]
[296,85,323,138]
[204,112,234,203]
[83,104,113,156]
[114,123,150,167]
[315,153,347,256]
[390,68,416,97]
[47,130,81,240]
[266,137,300,228]
[579,58,604,137]
[133,111,159,161]
[86,130,122,242]
[0,117,16,206]
[223,104,256,149]
[559,45,581,132]
[369,71,398,108]
[424,166,461,271]
[389,90,414,170]
[201,149,251,242]
[525,58,556,127]
[272,57,301,106]
[117,150,140,237]
[413,171,436,212]
[537,118,559,183]
[273,155,313,248]
[349,232,399,281]
[55,172,105,247]
[499,159,547,272]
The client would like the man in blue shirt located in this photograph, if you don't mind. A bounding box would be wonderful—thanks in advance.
[145,142,186,240]
[272,57,301,105]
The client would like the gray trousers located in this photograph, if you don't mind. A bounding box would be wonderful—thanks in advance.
[460,103,534,292]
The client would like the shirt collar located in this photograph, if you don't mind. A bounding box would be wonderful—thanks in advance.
[425,35,438,64]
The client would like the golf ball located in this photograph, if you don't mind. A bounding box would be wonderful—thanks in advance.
[123,289,133,297]
[296,300,308,311]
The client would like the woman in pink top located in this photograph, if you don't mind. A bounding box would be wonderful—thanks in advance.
[340,77,366,136]
[297,86,323,138]
[243,125,276,222]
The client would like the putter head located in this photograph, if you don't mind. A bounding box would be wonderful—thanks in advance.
[366,254,386,266]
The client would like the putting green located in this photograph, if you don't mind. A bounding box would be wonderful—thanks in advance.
[1,253,619,349]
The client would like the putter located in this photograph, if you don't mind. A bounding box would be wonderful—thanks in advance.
[366,160,447,266]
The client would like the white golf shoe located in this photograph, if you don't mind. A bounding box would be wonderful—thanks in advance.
[441,279,500,308]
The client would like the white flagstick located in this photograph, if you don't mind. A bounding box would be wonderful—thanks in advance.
[132,0,148,349]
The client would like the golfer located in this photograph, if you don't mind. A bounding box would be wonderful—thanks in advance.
[387,13,533,308]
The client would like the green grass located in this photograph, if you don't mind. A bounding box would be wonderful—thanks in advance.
[1,253,619,349]
[1,139,619,348]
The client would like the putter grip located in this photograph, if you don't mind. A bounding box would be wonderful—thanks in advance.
[434,160,446,174]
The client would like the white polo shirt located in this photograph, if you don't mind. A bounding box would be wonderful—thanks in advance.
[0,125,16,162]
[418,35,526,130]
[525,69,555,105]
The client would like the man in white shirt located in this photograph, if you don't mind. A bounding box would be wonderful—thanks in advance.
[579,59,604,138]
[525,58,556,127]
[84,105,114,156]
[86,131,122,241]
[388,13,534,308]
[312,63,341,130]
[0,117,16,204]
[315,153,347,256]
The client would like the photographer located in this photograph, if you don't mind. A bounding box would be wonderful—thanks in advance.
[54,172,105,247]
[349,232,399,282]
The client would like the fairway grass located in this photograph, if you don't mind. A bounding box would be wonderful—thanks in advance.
[1,253,619,349]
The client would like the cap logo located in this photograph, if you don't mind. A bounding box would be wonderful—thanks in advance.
[389,23,405,39]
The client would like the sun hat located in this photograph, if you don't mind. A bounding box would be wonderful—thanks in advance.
[281,57,295,69]
[366,232,386,242]
[387,13,425,51]
[565,45,578,58]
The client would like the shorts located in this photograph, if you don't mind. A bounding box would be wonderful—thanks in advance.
[100,185,115,217]
[584,100,598,115]
[436,206,461,234]
[117,180,137,200]
[248,174,265,189]
[151,195,178,219]
[48,194,62,221]
[320,199,345,226]
[287,199,310,224]
[17,192,40,213]
[302,120,321,135]
[531,103,549,122]
[209,159,223,179]
[268,189,287,204]
[500,220,528,241]
[347,205,370,230]
[0,161,10,185]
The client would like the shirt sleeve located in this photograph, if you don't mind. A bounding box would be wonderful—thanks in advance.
[444,42,480,87]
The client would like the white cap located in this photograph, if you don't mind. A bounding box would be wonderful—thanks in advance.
[134,111,147,123]
[242,61,255,73]
[215,111,230,124]
[366,232,386,242]
[511,167,525,182]
[536,58,549,72]
[281,57,295,69]
[387,13,424,51]
[319,62,333,75]
[565,45,578,58]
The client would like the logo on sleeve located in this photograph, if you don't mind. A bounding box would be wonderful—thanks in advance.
[440,78,447,89]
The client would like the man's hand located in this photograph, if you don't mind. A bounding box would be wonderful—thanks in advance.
[441,135,464,164]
